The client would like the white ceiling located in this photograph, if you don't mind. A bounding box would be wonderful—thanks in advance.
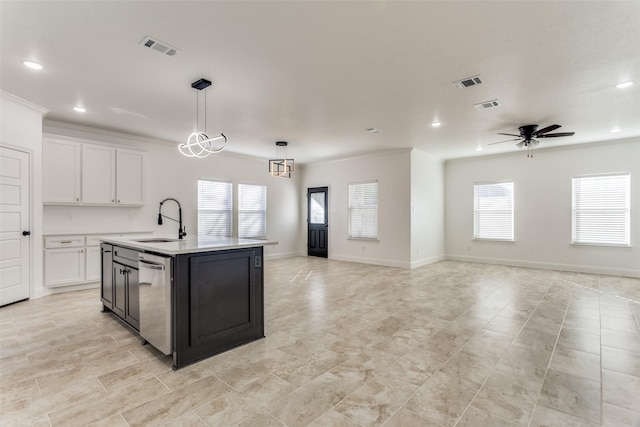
[2,1,639,163]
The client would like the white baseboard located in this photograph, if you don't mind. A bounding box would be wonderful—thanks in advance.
[34,281,100,299]
[264,251,306,260]
[329,254,411,269]
[445,254,640,278]
[410,254,446,269]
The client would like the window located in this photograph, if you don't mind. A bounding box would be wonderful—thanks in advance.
[474,181,514,240]
[198,180,232,237]
[349,181,378,240]
[572,173,630,246]
[238,183,267,238]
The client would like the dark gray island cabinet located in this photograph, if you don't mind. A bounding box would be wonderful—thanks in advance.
[100,236,276,369]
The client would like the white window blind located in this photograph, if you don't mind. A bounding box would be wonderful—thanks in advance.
[238,183,267,238]
[349,181,378,240]
[474,181,514,240]
[198,180,232,237]
[572,174,630,246]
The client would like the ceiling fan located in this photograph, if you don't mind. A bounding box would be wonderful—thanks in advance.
[490,124,575,157]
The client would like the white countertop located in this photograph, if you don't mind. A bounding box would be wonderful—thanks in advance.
[99,234,277,256]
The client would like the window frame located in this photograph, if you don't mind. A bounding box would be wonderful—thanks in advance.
[348,180,379,241]
[197,179,233,238]
[237,182,267,239]
[571,172,631,247]
[473,180,515,242]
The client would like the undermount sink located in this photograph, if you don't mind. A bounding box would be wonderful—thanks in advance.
[132,238,180,243]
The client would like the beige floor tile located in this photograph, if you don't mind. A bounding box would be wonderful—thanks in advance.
[404,370,480,425]
[548,345,601,382]
[237,410,285,427]
[602,345,640,377]
[456,405,518,427]
[89,413,129,427]
[193,391,258,426]
[266,372,361,427]
[308,409,361,426]
[2,258,639,426]
[601,315,640,334]
[602,369,640,412]
[601,329,640,354]
[602,403,640,427]
[48,376,170,426]
[274,349,348,387]
[121,375,232,426]
[334,376,418,425]
[529,404,599,426]
[538,369,601,423]
[383,407,441,427]
[556,328,600,354]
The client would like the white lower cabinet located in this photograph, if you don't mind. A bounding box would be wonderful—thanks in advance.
[44,246,86,288]
[44,233,146,288]
[85,245,102,282]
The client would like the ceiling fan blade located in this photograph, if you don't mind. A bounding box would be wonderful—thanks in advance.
[497,132,521,137]
[489,138,521,145]
[538,132,575,138]
[533,124,561,135]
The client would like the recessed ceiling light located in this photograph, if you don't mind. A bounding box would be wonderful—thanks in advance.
[615,81,634,89]
[476,146,483,151]
[365,128,380,133]
[73,106,87,113]
[23,61,43,70]
[431,122,441,128]
[610,128,621,133]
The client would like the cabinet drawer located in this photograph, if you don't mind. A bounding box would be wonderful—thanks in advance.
[44,235,84,248]
[85,235,103,246]
[113,246,140,265]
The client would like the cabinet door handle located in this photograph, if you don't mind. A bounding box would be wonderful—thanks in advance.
[76,198,80,202]
[117,199,120,203]
[59,240,72,244]
[112,199,115,203]
[81,249,83,253]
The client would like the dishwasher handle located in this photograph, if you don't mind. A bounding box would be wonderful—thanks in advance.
[138,259,165,270]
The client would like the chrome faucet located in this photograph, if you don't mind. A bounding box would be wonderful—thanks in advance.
[157,198,187,239]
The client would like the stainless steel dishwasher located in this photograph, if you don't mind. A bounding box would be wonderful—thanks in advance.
[138,252,172,355]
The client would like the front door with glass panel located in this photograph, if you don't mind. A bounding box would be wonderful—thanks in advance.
[307,187,328,258]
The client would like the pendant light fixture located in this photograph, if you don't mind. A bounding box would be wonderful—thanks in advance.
[178,78,228,158]
[269,141,295,178]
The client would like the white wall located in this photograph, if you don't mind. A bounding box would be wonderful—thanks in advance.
[1,91,48,298]
[445,139,640,277]
[410,149,445,267]
[301,149,412,267]
[41,122,303,291]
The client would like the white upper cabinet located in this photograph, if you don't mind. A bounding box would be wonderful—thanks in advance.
[116,149,144,205]
[82,144,116,204]
[43,136,145,206]
[43,138,81,204]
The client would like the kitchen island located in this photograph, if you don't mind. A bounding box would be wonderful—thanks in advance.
[99,235,277,369]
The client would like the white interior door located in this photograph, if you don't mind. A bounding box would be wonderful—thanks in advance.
[0,146,30,306]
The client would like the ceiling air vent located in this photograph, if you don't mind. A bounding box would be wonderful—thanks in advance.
[473,99,501,111]
[453,75,483,88]
[140,36,180,57]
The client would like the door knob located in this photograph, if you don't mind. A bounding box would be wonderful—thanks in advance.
[22,231,31,236]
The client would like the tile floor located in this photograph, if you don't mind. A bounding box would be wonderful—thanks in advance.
[1,258,640,426]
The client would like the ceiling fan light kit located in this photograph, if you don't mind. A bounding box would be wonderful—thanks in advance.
[490,124,575,158]
[178,78,228,158]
